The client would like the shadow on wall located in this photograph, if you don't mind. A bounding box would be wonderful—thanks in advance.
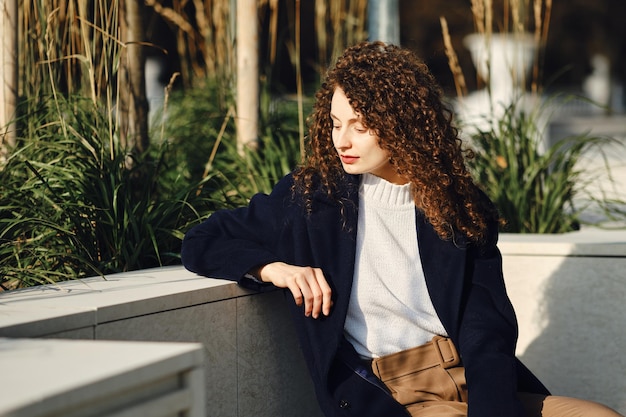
[518,255,626,414]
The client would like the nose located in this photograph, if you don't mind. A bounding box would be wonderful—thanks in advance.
[333,127,351,150]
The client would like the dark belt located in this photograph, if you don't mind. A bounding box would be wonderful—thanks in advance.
[371,336,461,382]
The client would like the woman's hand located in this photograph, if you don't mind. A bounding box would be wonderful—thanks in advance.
[253,262,333,319]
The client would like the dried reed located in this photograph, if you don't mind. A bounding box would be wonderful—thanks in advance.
[147,0,234,91]
[145,0,367,90]
[267,0,280,65]
[20,0,122,104]
[440,17,468,98]
[314,0,367,73]
[441,0,551,97]
[295,0,304,160]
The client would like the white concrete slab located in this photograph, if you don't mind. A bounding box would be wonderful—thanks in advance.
[0,337,205,417]
[0,266,251,336]
[499,227,626,256]
[97,298,239,417]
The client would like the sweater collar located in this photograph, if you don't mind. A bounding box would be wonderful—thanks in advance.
[360,173,413,206]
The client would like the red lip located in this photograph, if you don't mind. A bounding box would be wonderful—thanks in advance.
[340,155,359,164]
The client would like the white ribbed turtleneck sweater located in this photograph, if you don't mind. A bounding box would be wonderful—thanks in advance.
[344,173,448,359]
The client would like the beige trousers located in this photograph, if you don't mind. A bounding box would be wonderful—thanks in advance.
[370,336,623,417]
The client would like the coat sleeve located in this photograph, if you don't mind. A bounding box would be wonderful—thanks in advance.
[181,174,296,291]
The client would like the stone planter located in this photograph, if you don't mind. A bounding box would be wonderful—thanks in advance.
[455,32,538,135]
[0,228,625,415]
[464,32,536,106]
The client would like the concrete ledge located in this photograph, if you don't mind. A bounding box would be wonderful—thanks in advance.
[0,266,252,338]
[0,228,624,415]
[0,266,322,417]
[500,228,626,413]
[0,337,205,417]
[499,228,626,257]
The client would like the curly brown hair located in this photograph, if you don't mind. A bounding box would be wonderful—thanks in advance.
[293,41,499,243]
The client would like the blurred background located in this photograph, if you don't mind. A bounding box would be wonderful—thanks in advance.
[144,0,626,107]
[2,0,624,289]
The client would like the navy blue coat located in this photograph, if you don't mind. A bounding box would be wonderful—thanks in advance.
[181,173,549,417]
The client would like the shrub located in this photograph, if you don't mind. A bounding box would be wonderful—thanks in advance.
[0,95,223,290]
[466,100,625,233]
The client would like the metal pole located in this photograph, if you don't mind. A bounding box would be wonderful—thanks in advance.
[368,0,400,45]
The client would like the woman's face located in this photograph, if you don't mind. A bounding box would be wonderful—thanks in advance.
[330,88,406,184]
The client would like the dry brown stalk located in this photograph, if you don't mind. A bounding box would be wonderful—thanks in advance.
[268,0,279,65]
[145,0,195,36]
[440,17,468,98]
[541,0,552,45]
[510,0,523,34]
[503,0,509,32]
[533,0,542,43]
[330,0,342,63]
[530,0,542,93]
[485,0,493,37]
[311,0,366,76]
[471,0,485,34]
[192,0,209,41]
[315,0,328,71]
[203,106,234,179]
[211,0,233,86]
[442,0,554,98]
[149,0,234,89]
[77,0,96,105]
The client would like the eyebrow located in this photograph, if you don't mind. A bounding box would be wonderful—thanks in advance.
[329,113,362,124]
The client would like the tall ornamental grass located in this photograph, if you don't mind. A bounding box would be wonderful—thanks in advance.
[153,82,308,203]
[1,0,223,290]
[2,0,367,289]
[441,0,625,233]
[149,0,368,88]
[467,100,624,233]
[0,95,222,290]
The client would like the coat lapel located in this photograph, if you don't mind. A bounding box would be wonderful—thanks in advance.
[295,175,360,378]
[416,212,467,339]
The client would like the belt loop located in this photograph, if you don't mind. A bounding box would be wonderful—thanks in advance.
[432,336,461,369]
[371,358,382,379]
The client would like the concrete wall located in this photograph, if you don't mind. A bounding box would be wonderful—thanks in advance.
[499,229,626,413]
[0,337,206,417]
[0,266,322,417]
[0,228,624,416]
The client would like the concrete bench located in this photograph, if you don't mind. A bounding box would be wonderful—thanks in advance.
[1,227,624,416]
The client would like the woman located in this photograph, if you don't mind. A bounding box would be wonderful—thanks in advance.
[182,42,622,417]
